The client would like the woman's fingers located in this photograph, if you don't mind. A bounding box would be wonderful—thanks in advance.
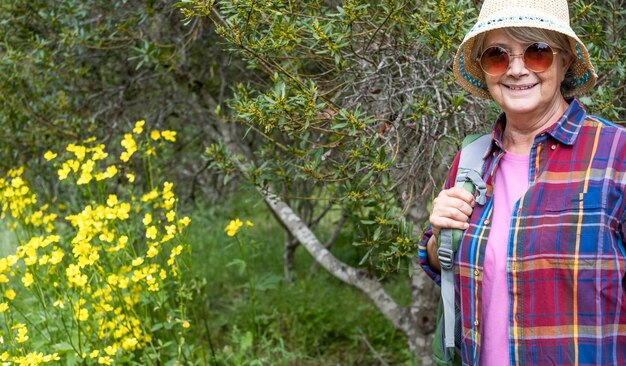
[430,187,476,234]
[430,215,470,232]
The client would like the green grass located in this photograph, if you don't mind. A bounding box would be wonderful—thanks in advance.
[183,191,414,365]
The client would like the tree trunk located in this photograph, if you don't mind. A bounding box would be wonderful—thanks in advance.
[283,231,298,282]
[260,187,433,362]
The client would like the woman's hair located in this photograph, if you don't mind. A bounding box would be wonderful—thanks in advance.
[471,27,576,96]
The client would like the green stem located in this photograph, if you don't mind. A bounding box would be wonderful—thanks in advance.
[235,235,258,345]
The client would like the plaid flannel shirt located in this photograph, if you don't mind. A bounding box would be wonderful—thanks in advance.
[419,99,626,365]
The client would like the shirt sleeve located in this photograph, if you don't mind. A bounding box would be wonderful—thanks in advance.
[417,150,462,285]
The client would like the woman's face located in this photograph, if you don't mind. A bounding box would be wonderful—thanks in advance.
[482,29,572,118]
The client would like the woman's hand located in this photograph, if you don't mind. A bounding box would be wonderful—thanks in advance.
[426,186,475,272]
[430,186,476,237]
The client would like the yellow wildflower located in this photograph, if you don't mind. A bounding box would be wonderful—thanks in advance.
[161,130,177,142]
[246,220,254,227]
[182,320,190,329]
[146,246,159,258]
[121,337,138,351]
[76,307,89,321]
[118,276,129,289]
[58,163,71,180]
[77,159,95,185]
[166,210,175,222]
[224,219,243,237]
[104,165,118,178]
[13,323,28,343]
[146,226,157,239]
[43,151,57,161]
[120,134,137,162]
[49,249,64,264]
[142,213,152,225]
[116,203,131,220]
[133,120,145,134]
[46,353,61,362]
[5,289,16,300]
[107,194,118,207]
[126,172,135,183]
[67,144,87,161]
[171,245,183,256]
[91,146,108,161]
[98,356,113,365]
[0,302,8,312]
[150,130,161,140]
[107,274,119,286]
[178,216,191,228]
[66,264,88,287]
[22,272,34,287]
[141,188,159,202]
[118,235,128,248]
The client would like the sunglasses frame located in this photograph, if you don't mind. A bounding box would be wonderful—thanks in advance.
[477,42,559,76]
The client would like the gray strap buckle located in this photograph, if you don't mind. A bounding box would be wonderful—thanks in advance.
[456,169,487,205]
[437,247,454,270]
[437,228,455,270]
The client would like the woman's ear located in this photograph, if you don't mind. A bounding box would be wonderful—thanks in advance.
[560,53,575,82]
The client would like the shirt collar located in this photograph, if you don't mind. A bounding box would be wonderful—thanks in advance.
[487,97,587,156]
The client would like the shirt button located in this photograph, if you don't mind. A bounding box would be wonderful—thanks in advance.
[551,144,557,150]
[474,269,480,276]
[484,219,490,225]
[474,319,479,327]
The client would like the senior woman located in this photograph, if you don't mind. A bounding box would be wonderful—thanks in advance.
[419,0,626,365]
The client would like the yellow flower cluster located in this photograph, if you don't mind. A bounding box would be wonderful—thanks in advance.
[56,142,117,184]
[0,121,191,364]
[224,218,254,237]
[8,351,60,365]
[120,133,137,162]
[0,168,38,222]
[149,129,177,142]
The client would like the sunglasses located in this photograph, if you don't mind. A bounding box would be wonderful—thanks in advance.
[478,42,559,76]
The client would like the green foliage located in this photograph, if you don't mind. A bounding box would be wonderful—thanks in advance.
[570,1,626,120]
[0,0,247,200]
[186,0,484,275]
[184,193,413,365]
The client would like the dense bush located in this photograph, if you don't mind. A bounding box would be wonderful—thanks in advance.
[0,122,193,364]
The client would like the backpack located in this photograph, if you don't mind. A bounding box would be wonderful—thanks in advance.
[432,134,491,366]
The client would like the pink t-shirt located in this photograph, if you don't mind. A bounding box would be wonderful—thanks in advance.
[480,151,529,366]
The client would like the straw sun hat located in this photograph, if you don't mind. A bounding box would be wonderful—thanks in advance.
[453,0,597,99]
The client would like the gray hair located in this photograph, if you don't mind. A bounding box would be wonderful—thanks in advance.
[471,27,576,96]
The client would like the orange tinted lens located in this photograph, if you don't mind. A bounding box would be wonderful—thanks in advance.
[480,47,509,75]
[523,42,554,72]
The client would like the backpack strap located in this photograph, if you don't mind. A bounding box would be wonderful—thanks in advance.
[437,134,491,360]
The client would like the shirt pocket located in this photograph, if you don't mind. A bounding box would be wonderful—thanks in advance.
[537,192,604,257]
